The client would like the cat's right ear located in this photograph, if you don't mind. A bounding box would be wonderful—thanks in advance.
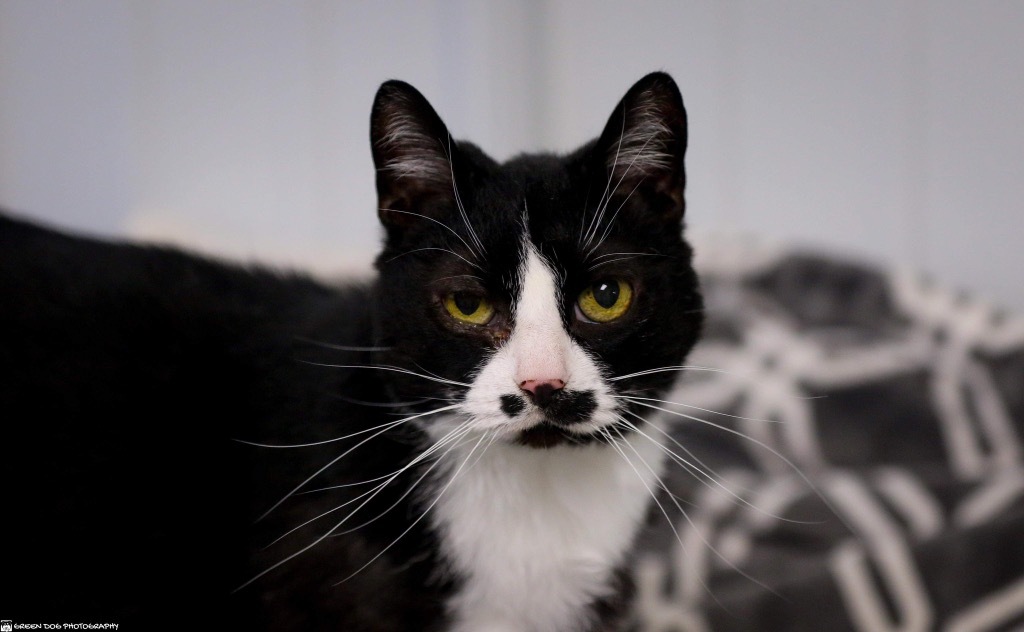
[594,72,688,224]
[370,81,455,228]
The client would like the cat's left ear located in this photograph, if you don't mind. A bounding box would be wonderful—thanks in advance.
[370,80,457,228]
[595,72,688,222]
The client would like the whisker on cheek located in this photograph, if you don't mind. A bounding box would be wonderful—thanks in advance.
[332,427,491,586]
[243,417,476,590]
[612,416,782,601]
[249,404,462,522]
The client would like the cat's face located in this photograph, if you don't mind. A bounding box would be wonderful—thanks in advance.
[370,73,702,448]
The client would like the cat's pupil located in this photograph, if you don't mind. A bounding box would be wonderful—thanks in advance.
[454,294,481,315]
[592,281,619,308]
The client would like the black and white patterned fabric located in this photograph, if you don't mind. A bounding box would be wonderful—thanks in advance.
[633,237,1024,632]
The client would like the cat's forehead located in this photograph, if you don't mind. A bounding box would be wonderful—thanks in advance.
[468,153,588,248]
[414,145,680,291]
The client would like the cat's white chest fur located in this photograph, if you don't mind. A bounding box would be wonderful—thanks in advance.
[431,426,665,632]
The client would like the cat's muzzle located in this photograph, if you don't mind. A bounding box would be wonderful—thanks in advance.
[505,388,600,448]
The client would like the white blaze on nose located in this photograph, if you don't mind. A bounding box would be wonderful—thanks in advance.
[509,247,570,388]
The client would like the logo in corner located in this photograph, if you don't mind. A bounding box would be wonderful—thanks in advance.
[1,620,12,632]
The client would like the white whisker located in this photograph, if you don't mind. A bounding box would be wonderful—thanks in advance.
[610,365,727,382]
[236,420,477,592]
[599,425,716,598]
[619,411,738,502]
[587,178,645,258]
[445,134,485,258]
[252,404,461,521]
[575,187,592,247]
[379,208,480,261]
[328,394,433,409]
[386,247,482,271]
[334,427,495,537]
[581,107,627,248]
[600,427,683,545]
[591,251,661,261]
[333,426,491,585]
[583,131,659,252]
[293,337,392,353]
[299,421,473,496]
[335,426,481,535]
[588,253,666,272]
[613,420,780,600]
[624,398,857,534]
[431,274,484,284]
[615,394,783,425]
[621,410,817,526]
[299,362,471,388]
[270,422,474,548]
[234,404,459,450]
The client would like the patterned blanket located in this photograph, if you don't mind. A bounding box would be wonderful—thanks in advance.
[633,237,1024,632]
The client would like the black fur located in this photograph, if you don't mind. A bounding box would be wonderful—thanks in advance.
[0,215,449,630]
[0,72,702,631]
[499,393,527,417]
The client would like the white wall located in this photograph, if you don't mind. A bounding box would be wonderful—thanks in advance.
[2,1,1022,310]
[0,0,541,274]
[536,1,1024,311]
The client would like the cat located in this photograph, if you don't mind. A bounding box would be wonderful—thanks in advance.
[0,71,702,631]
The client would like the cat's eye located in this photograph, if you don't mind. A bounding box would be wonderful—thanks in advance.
[576,279,633,323]
[444,292,495,325]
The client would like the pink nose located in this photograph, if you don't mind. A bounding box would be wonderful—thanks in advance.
[519,378,566,407]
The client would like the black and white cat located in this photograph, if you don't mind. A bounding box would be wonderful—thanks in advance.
[0,72,702,631]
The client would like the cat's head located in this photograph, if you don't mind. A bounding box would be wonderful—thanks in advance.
[370,72,702,448]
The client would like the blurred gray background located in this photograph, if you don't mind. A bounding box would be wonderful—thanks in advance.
[2,1,1022,309]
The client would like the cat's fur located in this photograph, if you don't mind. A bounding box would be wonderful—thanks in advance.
[0,72,702,631]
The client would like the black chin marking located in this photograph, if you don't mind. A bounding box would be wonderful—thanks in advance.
[516,418,639,449]
[515,423,608,449]
[499,394,526,417]
[541,390,597,425]
[516,423,581,448]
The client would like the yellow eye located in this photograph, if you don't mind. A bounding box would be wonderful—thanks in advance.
[444,292,495,325]
[577,279,633,323]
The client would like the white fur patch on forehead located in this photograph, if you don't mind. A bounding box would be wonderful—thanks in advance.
[516,246,561,328]
[512,246,569,384]
[609,87,675,177]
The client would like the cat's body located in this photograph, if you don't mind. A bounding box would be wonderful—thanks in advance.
[0,73,702,631]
